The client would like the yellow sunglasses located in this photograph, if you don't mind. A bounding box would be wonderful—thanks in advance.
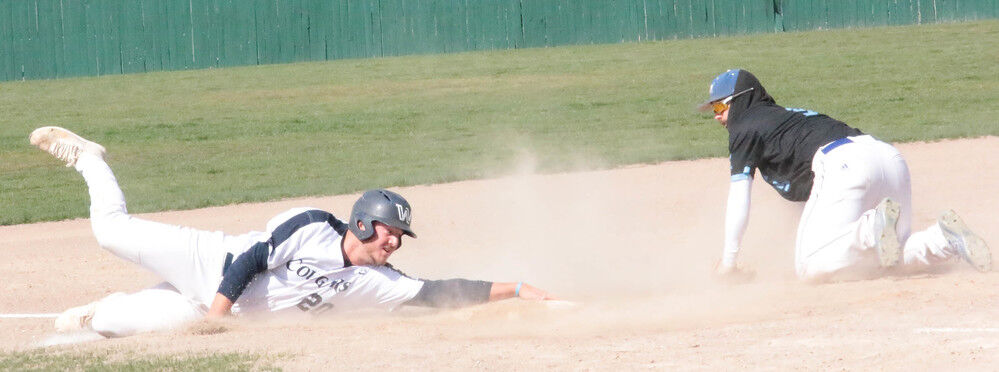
[710,100,730,114]
[709,87,754,115]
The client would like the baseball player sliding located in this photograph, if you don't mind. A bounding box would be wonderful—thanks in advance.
[30,127,554,338]
[701,69,992,281]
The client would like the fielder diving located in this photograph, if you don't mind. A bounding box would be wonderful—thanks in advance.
[30,127,554,338]
[701,69,992,281]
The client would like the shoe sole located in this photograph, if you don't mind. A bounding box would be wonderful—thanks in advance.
[876,198,902,268]
[939,210,992,272]
[54,303,96,332]
[29,126,59,148]
[29,126,106,166]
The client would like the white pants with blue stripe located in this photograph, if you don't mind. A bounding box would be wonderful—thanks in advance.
[795,135,954,279]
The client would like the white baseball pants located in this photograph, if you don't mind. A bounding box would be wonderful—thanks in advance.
[70,154,264,336]
[87,283,205,338]
[795,135,954,279]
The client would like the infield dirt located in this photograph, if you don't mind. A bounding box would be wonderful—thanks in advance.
[2,137,997,370]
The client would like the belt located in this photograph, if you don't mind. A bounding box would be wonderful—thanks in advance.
[821,137,852,154]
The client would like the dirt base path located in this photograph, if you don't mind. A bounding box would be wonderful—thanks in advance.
[2,137,997,370]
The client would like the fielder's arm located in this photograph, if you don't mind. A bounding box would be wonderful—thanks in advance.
[720,177,752,269]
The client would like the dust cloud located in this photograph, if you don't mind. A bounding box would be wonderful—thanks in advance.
[2,138,997,370]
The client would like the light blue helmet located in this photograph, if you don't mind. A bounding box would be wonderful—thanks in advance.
[708,69,741,103]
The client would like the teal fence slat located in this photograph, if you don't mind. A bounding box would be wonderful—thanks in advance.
[10,0,31,80]
[1,0,997,82]
[0,1,11,81]
[36,0,58,78]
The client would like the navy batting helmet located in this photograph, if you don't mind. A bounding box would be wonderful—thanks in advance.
[348,189,417,241]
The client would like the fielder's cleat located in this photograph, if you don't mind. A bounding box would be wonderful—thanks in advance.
[938,210,992,272]
[29,126,106,167]
[54,302,97,332]
[872,198,902,268]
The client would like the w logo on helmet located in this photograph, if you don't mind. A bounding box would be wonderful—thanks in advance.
[395,203,412,224]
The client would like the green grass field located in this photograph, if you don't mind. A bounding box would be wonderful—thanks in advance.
[2,20,997,225]
[0,350,276,371]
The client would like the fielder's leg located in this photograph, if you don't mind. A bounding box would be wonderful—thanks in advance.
[795,141,869,279]
[864,137,993,272]
[902,211,992,272]
[795,136,902,280]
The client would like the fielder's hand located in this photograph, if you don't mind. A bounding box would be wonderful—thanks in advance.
[713,260,756,285]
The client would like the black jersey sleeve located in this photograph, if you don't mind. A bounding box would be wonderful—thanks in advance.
[728,129,762,181]
[403,278,493,308]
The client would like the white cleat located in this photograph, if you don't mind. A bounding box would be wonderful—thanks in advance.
[29,126,106,167]
[872,198,902,268]
[54,302,97,332]
[938,210,992,272]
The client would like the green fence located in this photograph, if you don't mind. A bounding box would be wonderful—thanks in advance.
[1,0,996,82]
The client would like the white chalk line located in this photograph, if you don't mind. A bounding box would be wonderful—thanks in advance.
[0,313,59,319]
[915,327,999,334]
